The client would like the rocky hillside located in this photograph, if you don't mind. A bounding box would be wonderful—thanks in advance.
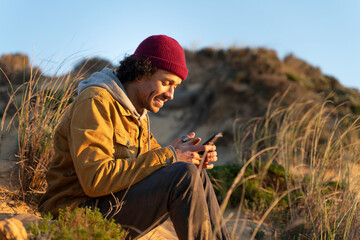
[150,48,360,161]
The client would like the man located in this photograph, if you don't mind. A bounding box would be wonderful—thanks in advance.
[39,35,229,239]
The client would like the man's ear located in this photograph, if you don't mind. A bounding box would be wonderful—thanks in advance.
[138,77,147,82]
[136,76,148,83]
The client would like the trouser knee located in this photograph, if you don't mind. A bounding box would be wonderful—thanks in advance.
[172,162,201,184]
[168,162,205,201]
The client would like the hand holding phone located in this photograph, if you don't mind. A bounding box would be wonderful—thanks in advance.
[198,132,223,155]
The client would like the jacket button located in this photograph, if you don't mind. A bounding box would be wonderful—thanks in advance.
[165,158,172,164]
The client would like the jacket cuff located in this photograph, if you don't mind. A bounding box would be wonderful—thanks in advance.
[153,146,177,165]
[167,145,178,162]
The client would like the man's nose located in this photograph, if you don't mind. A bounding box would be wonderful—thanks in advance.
[165,87,175,100]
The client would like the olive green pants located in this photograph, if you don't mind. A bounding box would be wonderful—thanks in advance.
[83,162,229,240]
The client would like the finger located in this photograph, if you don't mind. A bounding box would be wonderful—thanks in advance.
[188,152,201,159]
[205,144,216,152]
[192,159,200,166]
[186,132,195,140]
[193,153,202,160]
[178,132,196,144]
[206,151,217,158]
[199,160,213,169]
[206,155,218,162]
[188,144,216,153]
[188,138,201,145]
[205,163,214,169]
[205,152,215,159]
[188,152,201,158]
[210,152,218,159]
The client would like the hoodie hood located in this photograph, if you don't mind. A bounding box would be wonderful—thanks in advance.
[77,68,146,120]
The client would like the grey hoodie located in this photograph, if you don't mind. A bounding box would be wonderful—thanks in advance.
[77,68,146,121]
[77,68,152,151]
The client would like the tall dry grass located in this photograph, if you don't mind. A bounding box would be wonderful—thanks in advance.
[230,94,360,239]
[0,56,112,195]
[1,66,83,194]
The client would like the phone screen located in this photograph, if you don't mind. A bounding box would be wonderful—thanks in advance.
[199,132,223,155]
[202,132,223,145]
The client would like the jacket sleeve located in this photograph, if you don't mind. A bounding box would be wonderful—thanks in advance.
[69,97,176,197]
[149,132,161,150]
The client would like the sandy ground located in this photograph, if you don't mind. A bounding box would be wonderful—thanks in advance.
[137,211,274,240]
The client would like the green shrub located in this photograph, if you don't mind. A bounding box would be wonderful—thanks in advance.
[286,72,300,82]
[208,162,297,211]
[27,207,126,240]
[351,104,360,114]
[208,163,242,207]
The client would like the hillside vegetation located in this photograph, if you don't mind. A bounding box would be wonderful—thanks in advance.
[1,47,360,239]
[1,48,359,130]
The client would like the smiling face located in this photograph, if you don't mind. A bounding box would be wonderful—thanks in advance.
[125,69,182,114]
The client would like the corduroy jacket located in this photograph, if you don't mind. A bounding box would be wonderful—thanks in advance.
[38,86,176,217]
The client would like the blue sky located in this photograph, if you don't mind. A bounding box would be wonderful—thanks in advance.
[1,0,359,90]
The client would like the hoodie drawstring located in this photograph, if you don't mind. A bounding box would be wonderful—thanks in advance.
[147,115,151,151]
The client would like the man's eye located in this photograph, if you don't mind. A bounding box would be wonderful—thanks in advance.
[162,81,178,89]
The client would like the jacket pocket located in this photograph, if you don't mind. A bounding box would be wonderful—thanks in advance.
[114,129,138,158]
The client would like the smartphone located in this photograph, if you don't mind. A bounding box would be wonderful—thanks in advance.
[202,132,223,145]
[199,132,223,155]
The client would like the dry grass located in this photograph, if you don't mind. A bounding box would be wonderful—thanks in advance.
[1,65,83,194]
[232,93,360,239]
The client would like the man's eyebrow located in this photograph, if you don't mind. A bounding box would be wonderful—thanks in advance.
[164,79,180,86]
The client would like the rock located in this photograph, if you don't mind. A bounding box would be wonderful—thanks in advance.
[0,213,40,240]
[0,218,27,240]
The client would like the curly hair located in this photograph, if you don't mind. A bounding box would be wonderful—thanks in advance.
[115,55,158,85]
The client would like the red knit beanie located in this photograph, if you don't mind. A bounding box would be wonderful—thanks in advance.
[132,35,188,80]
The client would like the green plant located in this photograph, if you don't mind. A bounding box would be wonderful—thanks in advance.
[351,104,360,114]
[286,72,300,83]
[27,207,126,239]
[209,162,295,211]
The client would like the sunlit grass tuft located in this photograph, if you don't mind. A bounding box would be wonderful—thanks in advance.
[228,94,360,239]
[1,65,84,194]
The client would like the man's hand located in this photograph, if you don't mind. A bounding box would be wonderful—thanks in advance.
[171,132,218,169]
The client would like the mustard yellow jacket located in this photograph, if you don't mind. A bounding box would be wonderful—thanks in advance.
[38,86,176,217]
